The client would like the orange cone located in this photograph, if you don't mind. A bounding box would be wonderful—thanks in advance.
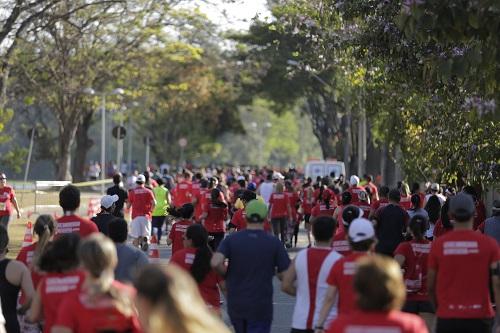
[149,229,160,262]
[22,222,33,248]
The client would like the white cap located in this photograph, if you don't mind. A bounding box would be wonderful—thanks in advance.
[136,174,146,183]
[431,183,440,191]
[350,175,360,186]
[348,218,375,243]
[101,194,119,209]
[236,175,245,181]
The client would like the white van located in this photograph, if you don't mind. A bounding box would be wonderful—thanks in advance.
[304,160,346,180]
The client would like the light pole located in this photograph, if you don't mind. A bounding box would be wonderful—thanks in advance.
[83,87,124,193]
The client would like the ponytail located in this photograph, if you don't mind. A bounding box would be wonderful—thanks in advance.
[32,214,56,268]
[185,224,212,283]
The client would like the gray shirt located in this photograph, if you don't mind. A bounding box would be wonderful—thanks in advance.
[484,216,500,245]
[114,243,149,283]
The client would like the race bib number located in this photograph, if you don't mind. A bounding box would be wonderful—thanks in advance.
[0,202,6,211]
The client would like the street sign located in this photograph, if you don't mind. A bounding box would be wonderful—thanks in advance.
[112,126,126,139]
[178,137,188,147]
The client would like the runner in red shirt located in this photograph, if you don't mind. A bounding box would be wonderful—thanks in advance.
[268,182,292,244]
[56,185,98,237]
[364,174,379,202]
[347,175,367,204]
[201,188,228,251]
[128,174,156,249]
[28,233,83,333]
[369,185,390,219]
[172,172,193,207]
[170,224,224,313]
[316,218,376,329]
[324,256,428,333]
[331,205,363,256]
[428,193,500,333]
[285,180,300,248]
[228,190,272,233]
[52,234,141,333]
[300,180,314,247]
[394,215,434,330]
[16,215,56,305]
[400,182,412,211]
[0,173,21,228]
[433,199,453,239]
[311,187,336,221]
[168,203,194,254]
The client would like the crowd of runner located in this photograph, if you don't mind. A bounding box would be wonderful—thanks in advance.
[0,167,498,333]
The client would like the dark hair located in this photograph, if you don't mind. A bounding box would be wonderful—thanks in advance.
[366,175,373,182]
[342,205,360,227]
[440,198,452,229]
[200,179,208,188]
[379,186,390,198]
[462,185,478,201]
[312,216,337,242]
[410,194,421,210]
[210,189,227,208]
[38,233,80,273]
[388,189,401,203]
[156,177,164,186]
[168,203,194,219]
[411,182,420,194]
[0,225,8,252]
[409,215,427,241]
[242,190,257,203]
[59,185,81,211]
[33,215,57,266]
[108,218,129,243]
[341,191,352,205]
[237,179,246,188]
[195,173,203,180]
[425,195,441,223]
[185,224,212,283]
[208,177,218,189]
[113,173,122,185]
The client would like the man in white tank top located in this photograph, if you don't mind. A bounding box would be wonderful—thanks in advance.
[282,216,342,332]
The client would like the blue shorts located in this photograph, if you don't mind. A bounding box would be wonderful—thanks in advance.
[231,318,272,333]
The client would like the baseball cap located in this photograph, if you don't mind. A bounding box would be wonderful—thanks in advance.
[431,183,440,191]
[236,175,245,181]
[246,182,257,191]
[350,175,360,186]
[245,200,268,223]
[101,194,119,209]
[348,218,375,243]
[136,174,146,183]
[450,193,475,219]
[342,205,363,227]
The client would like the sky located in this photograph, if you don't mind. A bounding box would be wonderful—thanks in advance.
[194,0,270,31]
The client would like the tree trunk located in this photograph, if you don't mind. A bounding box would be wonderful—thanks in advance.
[56,121,78,181]
[72,110,94,182]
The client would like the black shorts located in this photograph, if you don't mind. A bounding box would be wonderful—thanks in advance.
[436,318,493,333]
[304,214,311,224]
[402,300,435,314]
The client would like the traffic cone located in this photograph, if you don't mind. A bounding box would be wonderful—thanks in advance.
[22,222,33,248]
[149,228,160,262]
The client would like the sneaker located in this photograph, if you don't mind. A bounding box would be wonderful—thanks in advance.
[141,237,149,252]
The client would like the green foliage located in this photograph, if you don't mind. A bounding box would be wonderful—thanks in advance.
[1,147,28,174]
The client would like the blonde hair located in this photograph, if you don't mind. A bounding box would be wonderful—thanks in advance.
[275,182,284,193]
[354,255,406,311]
[135,264,230,333]
[401,182,410,196]
[79,233,133,316]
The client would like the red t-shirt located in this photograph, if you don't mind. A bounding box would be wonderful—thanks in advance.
[473,200,487,230]
[311,203,336,219]
[355,202,371,219]
[400,194,412,210]
[16,243,43,303]
[54,280,141,333]
[56,214,98,237]
[269,193,290,219]
[331,229,351,256]
[170,247,223,309]
[313,187,335,205]
[0,186,14,216]
[327,310,428,333]
[394,240,431,301]
[203,204,228,233]
[300,188,313,215]
[285,191,300,221]
[39,270,85,333]
[230,209,271,233]
[428,229,499,318]
[433,219,452,239]
[168,219,193,254]
[172,180,193,207]
[347,186,366,204]
[371,198,389,211]
[128,185,155,219]
[327,252,368,314]
[366,182,379,201]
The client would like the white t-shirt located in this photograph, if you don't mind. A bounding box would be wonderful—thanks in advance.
[259,181,274,205]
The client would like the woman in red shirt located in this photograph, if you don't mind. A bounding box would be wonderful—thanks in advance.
[28,233,83,333]
[167,203,195,254]
[325,256,428,333]
[268,182,292,244]
[170,224,225,314]
[0,172,21,227]
[433,198,453,238]
[394,215,434,331]
[201,188,228,251]
[311,186,336,221]
[52,234,141,333]
[285,181,300,248]
[300,180,314,247]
